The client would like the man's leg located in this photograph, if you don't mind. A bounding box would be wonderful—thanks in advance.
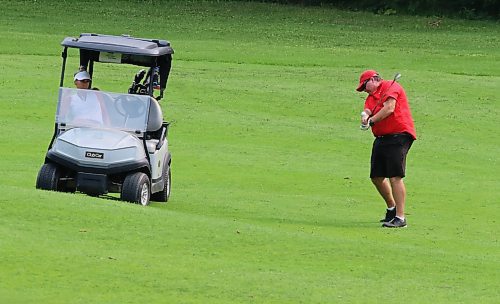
[371,177,396,208]
[389,177,405,218]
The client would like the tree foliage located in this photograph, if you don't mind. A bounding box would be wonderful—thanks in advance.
[252,0,500,19]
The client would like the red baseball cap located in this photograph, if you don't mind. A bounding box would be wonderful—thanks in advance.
[356,70,379,92]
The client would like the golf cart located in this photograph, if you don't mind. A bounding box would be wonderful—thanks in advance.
[36,33,174,206]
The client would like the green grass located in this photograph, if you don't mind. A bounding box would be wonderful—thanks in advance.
[0,0,499,303]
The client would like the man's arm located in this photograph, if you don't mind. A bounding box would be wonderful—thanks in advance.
[369,97,396,125]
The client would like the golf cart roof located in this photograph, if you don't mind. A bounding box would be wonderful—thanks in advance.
[61,33,174,57]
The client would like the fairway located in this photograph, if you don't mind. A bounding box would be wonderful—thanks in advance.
[0,1,499,303]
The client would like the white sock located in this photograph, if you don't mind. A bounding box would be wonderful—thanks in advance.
[396,216,405,221]
[387,207,395,211]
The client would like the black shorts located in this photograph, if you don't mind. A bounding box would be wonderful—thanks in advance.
[370,133,414,178]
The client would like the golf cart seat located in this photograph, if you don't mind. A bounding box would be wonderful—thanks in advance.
[146,97,165,153]
[147,97,163,132]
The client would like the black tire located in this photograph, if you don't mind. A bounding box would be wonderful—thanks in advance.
[151,165,171,203]
[121,172,150,206]
[36,163,62,191]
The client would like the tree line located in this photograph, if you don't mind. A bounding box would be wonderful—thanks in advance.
[248,0,500,19]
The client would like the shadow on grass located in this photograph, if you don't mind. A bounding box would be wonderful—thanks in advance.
[99,194,169,208]
[246,216,379,229]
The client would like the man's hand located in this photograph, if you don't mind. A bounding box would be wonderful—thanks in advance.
[360,111,370,130]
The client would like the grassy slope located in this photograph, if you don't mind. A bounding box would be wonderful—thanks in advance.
[0,1,499,303]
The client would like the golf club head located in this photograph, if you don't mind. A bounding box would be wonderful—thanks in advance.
[134,69,146,83]
[393,73,402,82]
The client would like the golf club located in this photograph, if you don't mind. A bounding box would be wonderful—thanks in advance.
[134,69,146,83]
[392,72,402,84]
[369,72,402,114]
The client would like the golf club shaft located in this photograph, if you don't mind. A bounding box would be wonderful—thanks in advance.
[370,73,402,114]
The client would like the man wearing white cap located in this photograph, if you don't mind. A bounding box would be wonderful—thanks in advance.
[74,70,92,89]
[67,70,104,124]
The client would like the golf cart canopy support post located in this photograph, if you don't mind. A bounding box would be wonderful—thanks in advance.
[60,47,68,87]
[88,60,94,89]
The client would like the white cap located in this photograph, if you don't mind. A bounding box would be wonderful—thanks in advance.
[74,71,91,81]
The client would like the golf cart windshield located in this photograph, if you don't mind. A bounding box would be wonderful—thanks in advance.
[56,88,152,132]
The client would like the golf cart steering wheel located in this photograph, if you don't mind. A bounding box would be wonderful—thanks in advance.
[114,95,147,118]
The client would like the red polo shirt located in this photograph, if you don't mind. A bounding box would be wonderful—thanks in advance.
[364,80,416,140]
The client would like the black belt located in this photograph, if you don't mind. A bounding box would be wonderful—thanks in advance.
[376,132,410,138]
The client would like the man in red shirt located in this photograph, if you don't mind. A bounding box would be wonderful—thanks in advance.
[357,70,416,228]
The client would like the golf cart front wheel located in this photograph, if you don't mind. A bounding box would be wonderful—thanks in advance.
[36,163,61,191]
[121,172,151,206]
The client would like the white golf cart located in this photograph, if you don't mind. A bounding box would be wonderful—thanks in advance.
[36,33,174,206]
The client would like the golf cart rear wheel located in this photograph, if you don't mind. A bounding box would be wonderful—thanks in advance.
[151,166,171,203]
[121,172,150,206]
[36,163,62,191]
